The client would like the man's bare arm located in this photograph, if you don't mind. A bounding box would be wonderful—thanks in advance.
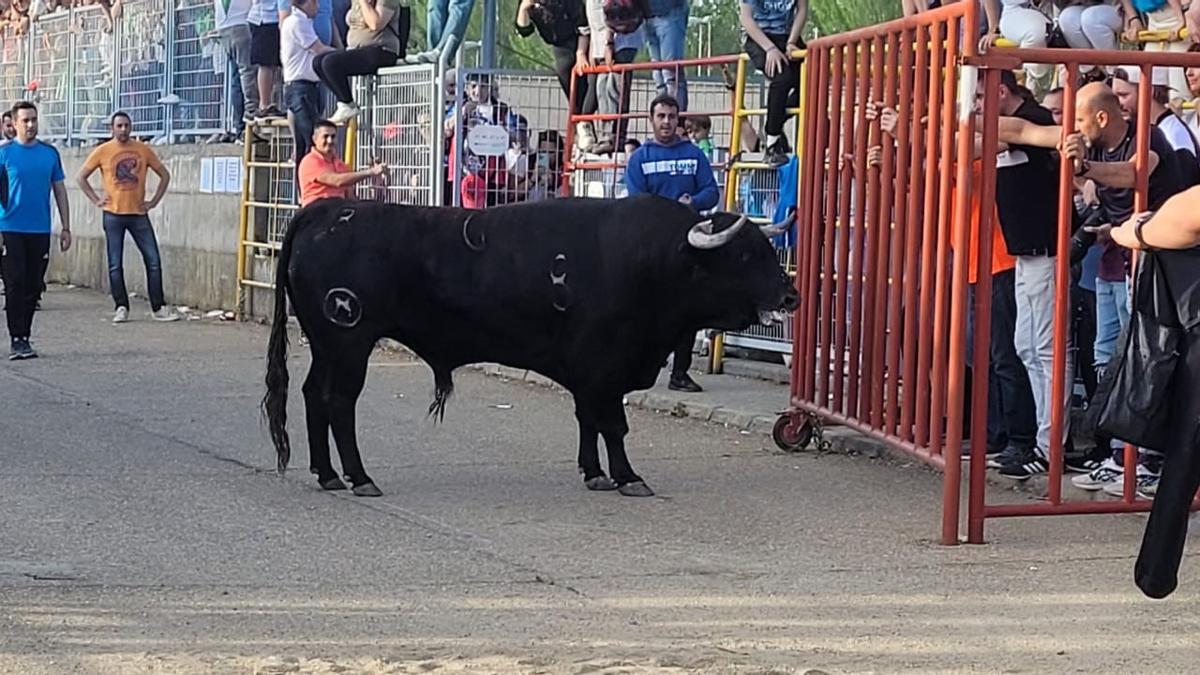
[994,116,1062,148]
[1080,152,1160,189]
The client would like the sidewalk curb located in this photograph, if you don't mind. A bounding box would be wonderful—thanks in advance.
[382,341,1098,502]
[469,362,784,436]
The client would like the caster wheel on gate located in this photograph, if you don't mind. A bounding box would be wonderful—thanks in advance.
[772,414,813,452]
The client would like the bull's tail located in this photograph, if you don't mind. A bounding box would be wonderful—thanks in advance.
[262,214,299,474]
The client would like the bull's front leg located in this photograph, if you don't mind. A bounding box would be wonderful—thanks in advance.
[574,397,616,491]
[596,396,654,497]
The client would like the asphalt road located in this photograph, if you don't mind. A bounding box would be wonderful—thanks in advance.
[2,287,1199,674]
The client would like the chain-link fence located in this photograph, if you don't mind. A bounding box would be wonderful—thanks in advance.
[0,28,28,114]
[118,0,169,139]
[28,10,72,139]
[71,5,117,139]
[354,64,444,206]
[452,69,568,208]
[170,0,225,140]
[0,0,230,143]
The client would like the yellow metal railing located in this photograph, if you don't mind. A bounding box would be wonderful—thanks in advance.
[711,49,807,373]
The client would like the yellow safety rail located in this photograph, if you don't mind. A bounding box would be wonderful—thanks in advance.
[711,49,806,373]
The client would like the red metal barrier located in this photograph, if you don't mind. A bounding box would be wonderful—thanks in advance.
[779,4,1200,544]
[783,2,977,543]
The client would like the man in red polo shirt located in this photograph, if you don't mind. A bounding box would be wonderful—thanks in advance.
[297,120,387,206]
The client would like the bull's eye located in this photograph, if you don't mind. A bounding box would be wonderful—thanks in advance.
[740,251,752,264]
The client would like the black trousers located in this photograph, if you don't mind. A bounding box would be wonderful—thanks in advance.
[549,38,587,115]
[744,34,804,137]
[988,269,1037,451]
[314,46,398,104]
[1,232,49,339]
[671,336,693,379]
[1072,282,1098,402]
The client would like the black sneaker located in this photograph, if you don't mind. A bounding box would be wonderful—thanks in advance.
[668,373,703,393]
[1064,454,1104,474]
[764,139,791,168]
[254,105,285,122]
[9,337,35,360]
[988,445,1026,469]
[999,447,1049,480]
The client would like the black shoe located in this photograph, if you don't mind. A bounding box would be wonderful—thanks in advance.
[999,447,1049,480]
[987,445,1025,469]
[668,374,703,393]
[592,140,615,155]
[764,139,791,168]
[9,337,35,360]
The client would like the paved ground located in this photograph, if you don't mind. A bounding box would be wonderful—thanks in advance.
[2,287,1200,675]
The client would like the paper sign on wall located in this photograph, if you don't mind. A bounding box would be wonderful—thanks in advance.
[213,157,228,193]
[199,158,214,193]
[224,157,242,193]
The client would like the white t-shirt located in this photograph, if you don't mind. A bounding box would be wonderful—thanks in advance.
[281,12,320,83]
[248,0,280,25]
[1156,111,1199,161]
[215,0,253,30]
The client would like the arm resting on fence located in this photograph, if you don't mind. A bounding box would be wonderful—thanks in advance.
[787,0,808,51]
[994,116,1062,149]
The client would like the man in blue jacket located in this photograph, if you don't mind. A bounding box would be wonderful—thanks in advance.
[625,93,719,392]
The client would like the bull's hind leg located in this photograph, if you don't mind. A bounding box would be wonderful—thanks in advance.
[574,397,616,491]
[302,357,345,491]
[328,347,382,497]
[596,396,653,497]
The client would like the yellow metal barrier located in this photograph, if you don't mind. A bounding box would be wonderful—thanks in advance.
[710,49,806,373]
[993,27,1189,49]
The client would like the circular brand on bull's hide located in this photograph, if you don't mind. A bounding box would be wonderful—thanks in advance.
[467,124,509,157]
[323,288,363,328]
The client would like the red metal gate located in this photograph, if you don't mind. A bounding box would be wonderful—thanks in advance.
[778,2,1200,544]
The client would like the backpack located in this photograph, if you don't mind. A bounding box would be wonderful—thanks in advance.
[603,0,647,35]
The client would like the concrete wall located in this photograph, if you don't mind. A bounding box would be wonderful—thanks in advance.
[48,144,245,313]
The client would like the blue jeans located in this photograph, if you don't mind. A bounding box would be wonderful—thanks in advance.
[103,213,165,311]
[427,0,476,52]
[285,80,322,165]
[644,3,689,111]
[1094,278,1130,369]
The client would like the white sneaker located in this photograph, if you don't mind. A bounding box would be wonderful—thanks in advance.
[112,306,129,324]
[1071,457,1122,491]
[328,102,360,125]
[152,307,180,322]
[1101,464,1160,499]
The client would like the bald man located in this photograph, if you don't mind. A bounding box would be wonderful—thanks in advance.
[998,81,1186,495]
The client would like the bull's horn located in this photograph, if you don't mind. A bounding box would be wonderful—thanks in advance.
[760,208,796,237]
[688,215,748,249]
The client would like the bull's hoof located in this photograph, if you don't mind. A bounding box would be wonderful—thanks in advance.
[351,482,383,497]
[584,476,617,491]
[617,481,655,497]
[319,476,348,491]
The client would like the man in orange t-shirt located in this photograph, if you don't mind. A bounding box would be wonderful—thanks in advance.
[77,111,178,324]
[954,159,1036,459]
[297,120,387,207]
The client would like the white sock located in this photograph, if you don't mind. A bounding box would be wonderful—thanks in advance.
[766,134,780,148]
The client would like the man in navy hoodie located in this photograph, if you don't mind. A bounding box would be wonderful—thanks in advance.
[625,93,719,392]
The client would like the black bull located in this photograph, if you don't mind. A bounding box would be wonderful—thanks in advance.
[262,196,797,497]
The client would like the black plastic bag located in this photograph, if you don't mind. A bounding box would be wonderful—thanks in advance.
[1094,251,1181,452]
